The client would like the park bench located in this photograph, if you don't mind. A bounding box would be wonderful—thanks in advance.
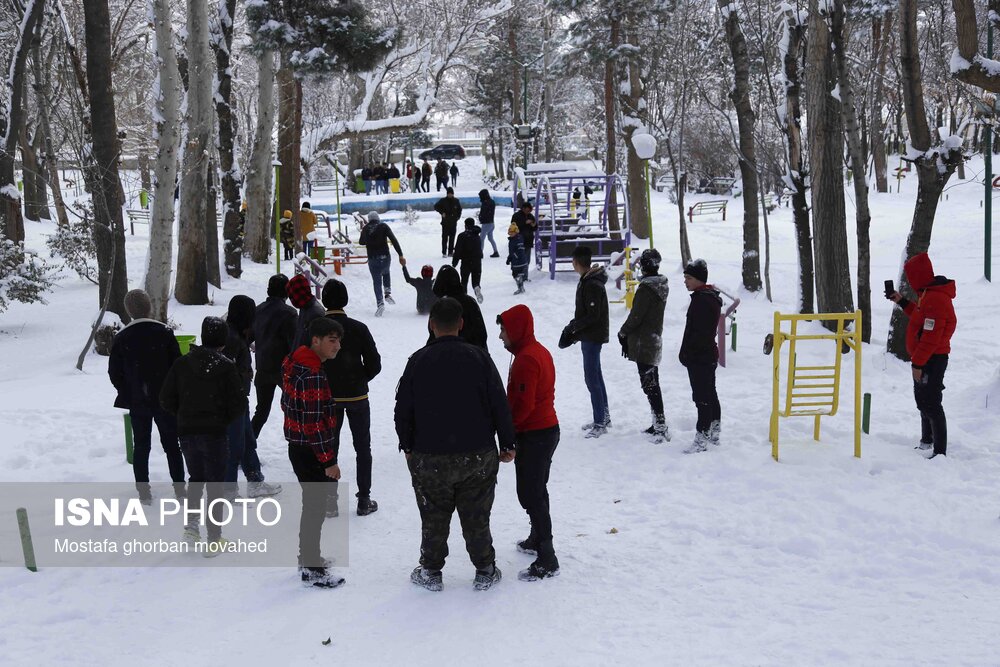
[125,209,150,235]
[687,200,728,223]
[654,175,675,193]
[709,177,736,195]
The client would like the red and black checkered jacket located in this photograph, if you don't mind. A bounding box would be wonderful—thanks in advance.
[281,345,338,467]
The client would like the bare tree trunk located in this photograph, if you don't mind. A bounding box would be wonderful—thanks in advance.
[145,0,181,322]
[872,15,893,193]
[604,17,620,232]
[175,0,213,304]
[244,48,276,264]
[19,125,50,221]
[214,0,242,278]
[1,0,45,244]
[205,163,220,286]
[806,0,853,323]
[509,12,522,127]
[781,8,813,313]
[888,0,962,357]
[542,12,555,162]
[277,64,302,243]
[833,0,873,342]
[719,0,761,291]
[83,0,130,322]
[619,24,649,240]
[33,38,69,228]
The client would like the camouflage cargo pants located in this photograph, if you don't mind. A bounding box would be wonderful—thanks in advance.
[407,447,499,571]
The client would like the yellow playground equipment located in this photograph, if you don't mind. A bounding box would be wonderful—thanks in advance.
[769,311,862,461]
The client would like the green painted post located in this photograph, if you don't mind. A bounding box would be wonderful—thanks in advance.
[645,160,654,249]
[862,392,872,435]
[124,413,134,465]
[334,165,342,236]
[731,321,737,352]
[17,508,37,572]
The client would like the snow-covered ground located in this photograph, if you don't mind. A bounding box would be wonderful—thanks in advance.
[1,156,999,665]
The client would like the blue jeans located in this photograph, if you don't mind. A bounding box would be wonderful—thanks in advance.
[581,342,610,426]
[302,239,314,257]
[368,254,392,306]
[225,409,264,484]
[480,223,498,254]
[364,179,372,195]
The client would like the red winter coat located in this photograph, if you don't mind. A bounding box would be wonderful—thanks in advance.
[281,345,338,467]
[902,252,957,368]
[499,305,558,433]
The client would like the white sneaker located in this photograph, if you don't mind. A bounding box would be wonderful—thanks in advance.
[375,304,385,317]
[246,481,282,498]
[915,441,932,451]
[384,293,395,305]
[584,425,607,439]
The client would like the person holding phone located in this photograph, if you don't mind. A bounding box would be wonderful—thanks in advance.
[886,252,957,458]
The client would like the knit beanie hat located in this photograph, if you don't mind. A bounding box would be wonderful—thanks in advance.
[321,279,349,310]
[201,316,229,348]
[124,289,153,320]
[286,274,314,309]
[683,258,709,283]
[282,210,292,219]
[367,211,380,224]
[508,223,519,237]
[421,265,434,278]
[639,249,662,275]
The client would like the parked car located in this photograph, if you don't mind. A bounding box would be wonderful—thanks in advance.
[418,144,467,161]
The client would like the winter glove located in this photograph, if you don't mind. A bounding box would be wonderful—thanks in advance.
[506,256,511,265]
[619,332,629,358]
[558,326,576,349]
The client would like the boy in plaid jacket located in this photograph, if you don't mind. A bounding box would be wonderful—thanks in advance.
[281,316,345,588]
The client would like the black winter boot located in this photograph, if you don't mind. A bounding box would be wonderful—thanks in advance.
[519,540,559,581]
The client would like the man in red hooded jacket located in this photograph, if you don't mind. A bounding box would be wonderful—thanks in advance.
[889,252,957,458]
[497,304,561,581]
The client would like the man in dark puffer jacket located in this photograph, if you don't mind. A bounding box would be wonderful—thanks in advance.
[321,279,382,516]
[251,275,297,437]
[679,258,722,454]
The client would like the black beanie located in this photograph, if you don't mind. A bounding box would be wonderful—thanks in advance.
[683,258,709,283]
[267,274,289,299]
[639,249,661,275]
[201,316,229,348]
[322,279,349,310]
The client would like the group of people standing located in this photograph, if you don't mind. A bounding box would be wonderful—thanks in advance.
[360,163,401,196]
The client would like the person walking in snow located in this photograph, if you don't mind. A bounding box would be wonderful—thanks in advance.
[497,304,561,581]
[222,295,281,498]
[421,160,432,193]
[108,289,185,502]
[402,264,439,315]
[887,252,957,458]
[279,210,295,260]
[679,259,722,453]
[618,249,670,443]
[358,211,406,317]
[396,297,516,592]
[478,189,500,258]
[434,159,449,191]
[299,202,318,257]
[452,217,484,302]
[251,275,297,437]
[511,201,537,271]
[506,223,528,295]
[434,187,463,257]
[559,246,611,438]
[282,316,346,588]
[159,316,246,550]
[321,279,382,516]
[428,265,489,350]
[449,161,459,188]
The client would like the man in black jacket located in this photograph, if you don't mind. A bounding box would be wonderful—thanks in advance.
[160,317,246,548]
[223,295,281,498]
[618,249,670,443]
[478,189,499,257]
[434,159,449,191]
[511,202,537,272]
[359,211,406,317]
[561,246,611,438]
[452,217,484,302]
[251,275,297,437]
[434,187,463,257]
[109,289,185,501]
[321,279,382,516]
[429,265,488,350]
[679,259,722,453]
[395,297,516,592]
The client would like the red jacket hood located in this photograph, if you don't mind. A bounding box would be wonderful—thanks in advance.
[289,345,323,370]
[904,252,956,297]
[499,304,536,353]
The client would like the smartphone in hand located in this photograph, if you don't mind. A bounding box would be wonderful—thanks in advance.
[884,279,894,299]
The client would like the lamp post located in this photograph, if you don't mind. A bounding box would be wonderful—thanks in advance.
[631,132,657,249]
[273,159,282,273]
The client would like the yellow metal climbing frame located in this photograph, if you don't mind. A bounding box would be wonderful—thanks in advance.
[769,311,862,461]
